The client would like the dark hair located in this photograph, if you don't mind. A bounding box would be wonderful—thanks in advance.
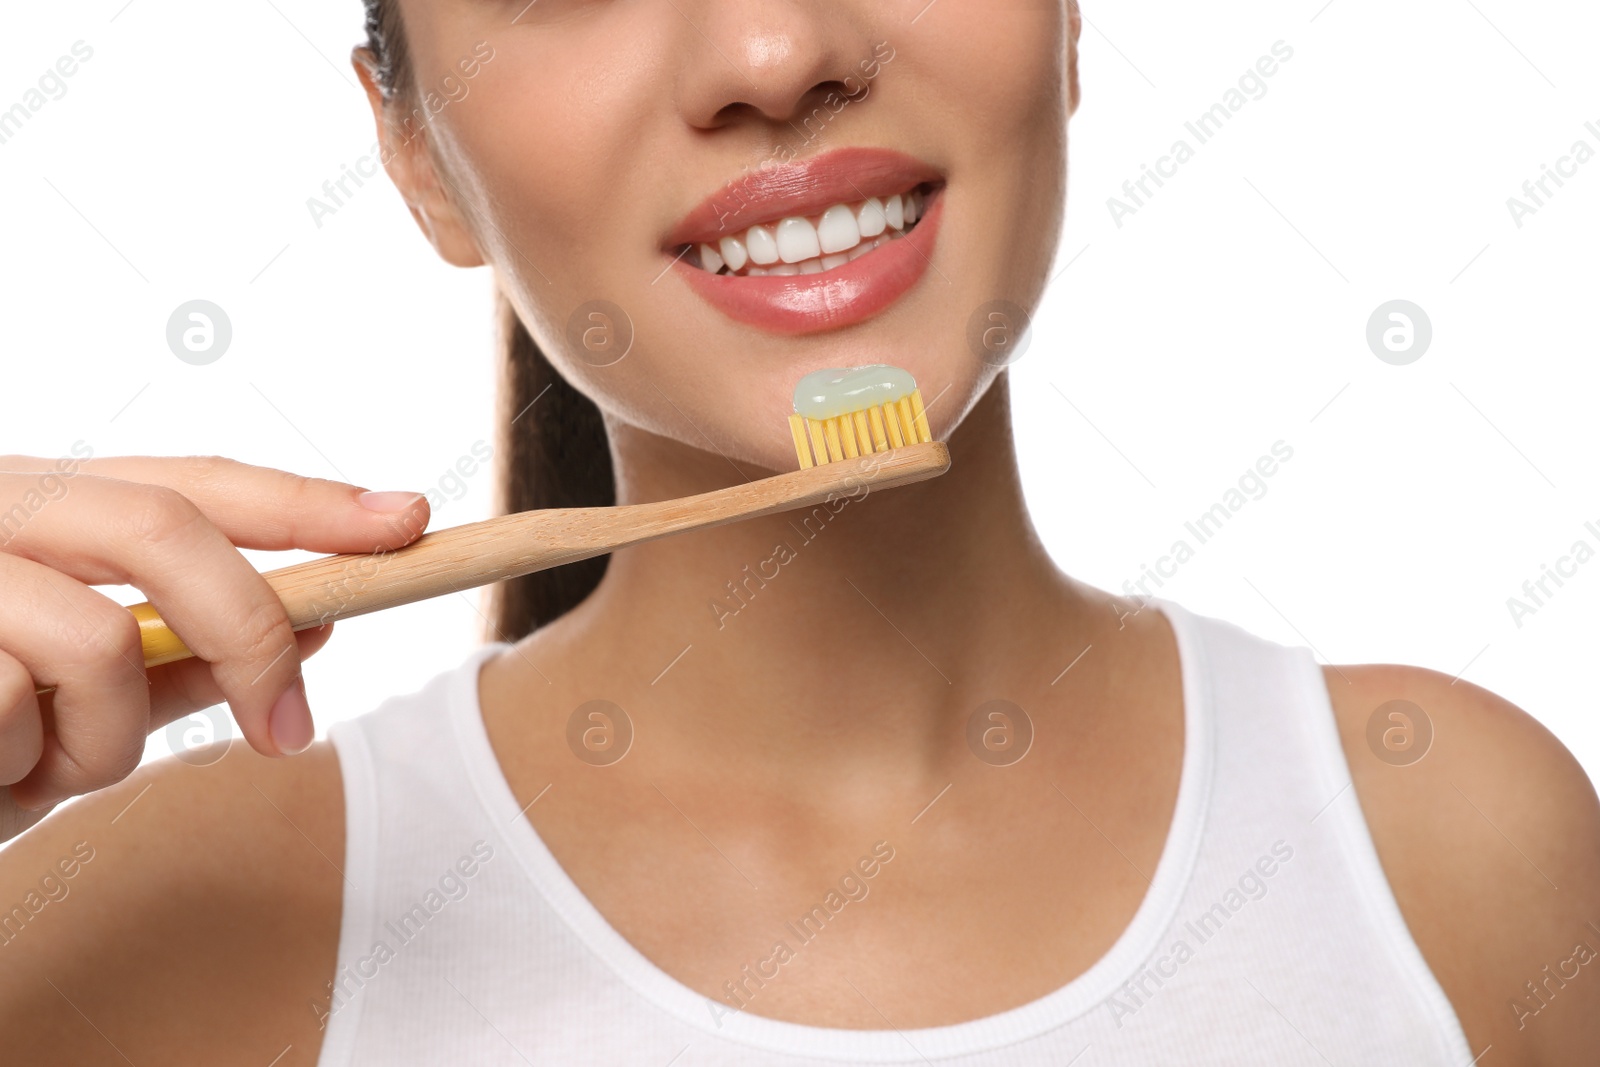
[362,0,615,643]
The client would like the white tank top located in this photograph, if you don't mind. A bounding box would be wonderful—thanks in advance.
[317,597,1475,1065]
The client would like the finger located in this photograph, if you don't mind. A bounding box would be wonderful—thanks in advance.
[0,477,305,759]
[0,553,151,809]
[0,794,51,844]
[0,454,431,555]
[144,623,335,734]
[0,648,45,786]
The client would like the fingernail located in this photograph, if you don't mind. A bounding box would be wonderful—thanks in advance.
[358,491,424,513]
[269,676,314,756]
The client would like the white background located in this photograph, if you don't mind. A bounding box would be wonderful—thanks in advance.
[2,1,1597,791]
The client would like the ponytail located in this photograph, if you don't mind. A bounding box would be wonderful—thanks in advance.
[483,289,615,643]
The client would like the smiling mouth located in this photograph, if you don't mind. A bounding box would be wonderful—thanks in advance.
[675,181,939,278]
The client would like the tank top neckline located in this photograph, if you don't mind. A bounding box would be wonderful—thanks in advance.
[443,596,1214,1061]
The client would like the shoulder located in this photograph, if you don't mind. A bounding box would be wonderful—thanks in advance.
[1321,661,1600,1064]
[0,737,345,1065]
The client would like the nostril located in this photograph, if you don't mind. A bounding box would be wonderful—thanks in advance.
[769,80,865,138]
[710,77,859,130]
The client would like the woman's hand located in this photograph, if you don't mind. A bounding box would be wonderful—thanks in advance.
[0,454,430,841]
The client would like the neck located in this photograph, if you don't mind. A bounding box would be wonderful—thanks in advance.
[553,376,1102,782]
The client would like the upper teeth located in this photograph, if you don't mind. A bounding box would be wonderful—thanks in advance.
[698,187,926,277]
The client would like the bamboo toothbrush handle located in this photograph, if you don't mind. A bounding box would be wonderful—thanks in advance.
[34,441,949,692]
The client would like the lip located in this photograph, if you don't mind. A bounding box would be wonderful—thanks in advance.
[672,186,943,335]
[664,146,944,248]
[665,148,946,335]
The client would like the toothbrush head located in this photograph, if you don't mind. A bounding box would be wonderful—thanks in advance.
[788,364,932,469]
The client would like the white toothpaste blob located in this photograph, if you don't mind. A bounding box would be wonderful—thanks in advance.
[792,364,917,421]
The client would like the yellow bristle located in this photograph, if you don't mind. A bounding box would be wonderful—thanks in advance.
[789,414,815,469]
[897,396,918,446]
[868,406,889,452]
[807,419,831,465]
[882,401,906,448]
[790,379,937,469]
[852,410,873,454]
[910,389,931,443]
[839,415,860,458]
[823,417,845,462]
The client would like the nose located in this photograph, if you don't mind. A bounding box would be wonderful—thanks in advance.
[672,1,875,129]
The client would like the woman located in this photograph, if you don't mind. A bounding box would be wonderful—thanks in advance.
[2,1,1596,1062]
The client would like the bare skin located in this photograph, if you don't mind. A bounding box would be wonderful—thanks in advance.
[3,0,1598,1063]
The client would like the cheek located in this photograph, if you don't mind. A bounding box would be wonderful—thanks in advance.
[432,38,682,412]
[441,57,642,277]
[939,7,1067,272]
[903,0,1065,157]
[879,3,1067,418]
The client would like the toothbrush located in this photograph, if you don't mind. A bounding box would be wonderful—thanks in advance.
[33,366,946,690]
